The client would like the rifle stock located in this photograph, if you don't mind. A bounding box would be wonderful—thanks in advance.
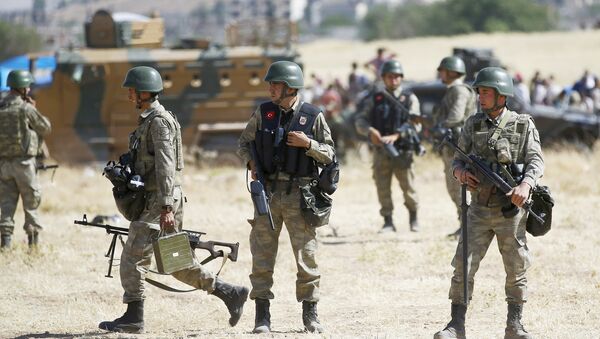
[442,136,545,225]
[249,141,275,230]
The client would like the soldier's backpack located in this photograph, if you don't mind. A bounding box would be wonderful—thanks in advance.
[526,185,554,237]
[0,101,28,157]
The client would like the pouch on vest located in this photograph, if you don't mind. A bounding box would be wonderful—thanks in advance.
[300,181,332,227]
[526,185,554,237]
[153,232,195,274]
[392,149,413,169]
[318,156,339,195]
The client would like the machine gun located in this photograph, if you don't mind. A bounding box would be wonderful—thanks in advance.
[442,136,545,225]
[249,141,275,230]
[74,214,239,278]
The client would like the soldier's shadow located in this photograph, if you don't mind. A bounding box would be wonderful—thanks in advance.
[320,234,424,246]
[11,331,104,339]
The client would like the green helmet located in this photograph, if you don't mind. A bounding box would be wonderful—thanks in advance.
[7,70,35,89]
[472,67,514,97]
[437,56,466,74]
[379,60,404,77]
[264,61,304,89]
[122,66,163,92]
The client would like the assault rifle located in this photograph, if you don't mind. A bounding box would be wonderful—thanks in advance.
[36,163,59,181]
[442,136,545,225]
[74,214,239,278]
[377,89,426,157]
[36,163,59,171]
[249,141,275,230]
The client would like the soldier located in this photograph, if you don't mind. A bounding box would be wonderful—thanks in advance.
[434,67,544,339]
[237,61,335,334]
[355,60,422,233]
[0,70,51,249]
[99,66,248,334]
[432,56,477,237]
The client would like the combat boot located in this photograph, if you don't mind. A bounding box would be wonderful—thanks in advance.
[0,234,11,249]
[253,299,271,333]
[378,216,396,233]
[212,279,249,327]
[27,232,39,247]
[99,300,144,333]
[302,301,324,333]
[505,303,532,339]
[433,303,466,339]
[409,210,419,232]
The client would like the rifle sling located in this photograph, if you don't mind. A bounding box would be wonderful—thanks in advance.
[487,112,511,149]
[145,250,230,293]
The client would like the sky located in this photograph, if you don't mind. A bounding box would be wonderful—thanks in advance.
[0,0,33,12]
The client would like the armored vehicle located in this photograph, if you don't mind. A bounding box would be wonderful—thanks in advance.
[406,47,599,147]
[34,10,300,163]
[408,80,600,147]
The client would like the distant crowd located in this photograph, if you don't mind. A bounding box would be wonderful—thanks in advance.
[514,69,600,114]
[301,46,600,117]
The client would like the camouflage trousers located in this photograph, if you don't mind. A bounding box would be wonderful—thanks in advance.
[0,157,43,236]
[249,179,320,302]
[372,149,419,217]
[120,186,216,303]
[441,146,463,219]
[448,204,531,305]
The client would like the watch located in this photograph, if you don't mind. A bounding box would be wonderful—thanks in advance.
[162,205,173,213]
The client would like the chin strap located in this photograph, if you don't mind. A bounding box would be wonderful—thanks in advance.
[135,92,158,109]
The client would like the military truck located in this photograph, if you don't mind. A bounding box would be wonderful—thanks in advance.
[34,10,300,163]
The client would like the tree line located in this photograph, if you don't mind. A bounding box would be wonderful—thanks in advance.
[360,0,558,41]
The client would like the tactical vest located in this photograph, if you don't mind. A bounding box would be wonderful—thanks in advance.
[129,107,184,191]
[369,89,412,136]
[471,110,530,166]
[0,97,35,158]
[254,101,319,178]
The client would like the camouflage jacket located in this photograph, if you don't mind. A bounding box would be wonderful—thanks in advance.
[355,85,421,138]
[129,100,183,207]
[0,93,51,158]
[453,108,544,193]
[237,97,335,180]
[432,79,476,128]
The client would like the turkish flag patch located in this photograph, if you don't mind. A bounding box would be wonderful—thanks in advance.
[265,111,276,120]
[375,94,383,102]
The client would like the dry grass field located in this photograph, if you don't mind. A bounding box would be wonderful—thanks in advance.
[300,30,600,86]
[2,31,600,338]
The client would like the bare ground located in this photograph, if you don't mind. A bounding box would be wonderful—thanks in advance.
[1,141,599,339]
[3,31,600,338]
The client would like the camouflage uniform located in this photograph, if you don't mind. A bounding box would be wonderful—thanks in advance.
[0,93,51,238]
[355,87,420,218]
[120,100,215,303]
[237,98,335,303]
[449,108,544,305]
[432,79,477,218]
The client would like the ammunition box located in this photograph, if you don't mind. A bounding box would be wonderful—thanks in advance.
[153,232,195,274]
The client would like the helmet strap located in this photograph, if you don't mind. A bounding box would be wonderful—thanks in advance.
[135,91,158,109]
